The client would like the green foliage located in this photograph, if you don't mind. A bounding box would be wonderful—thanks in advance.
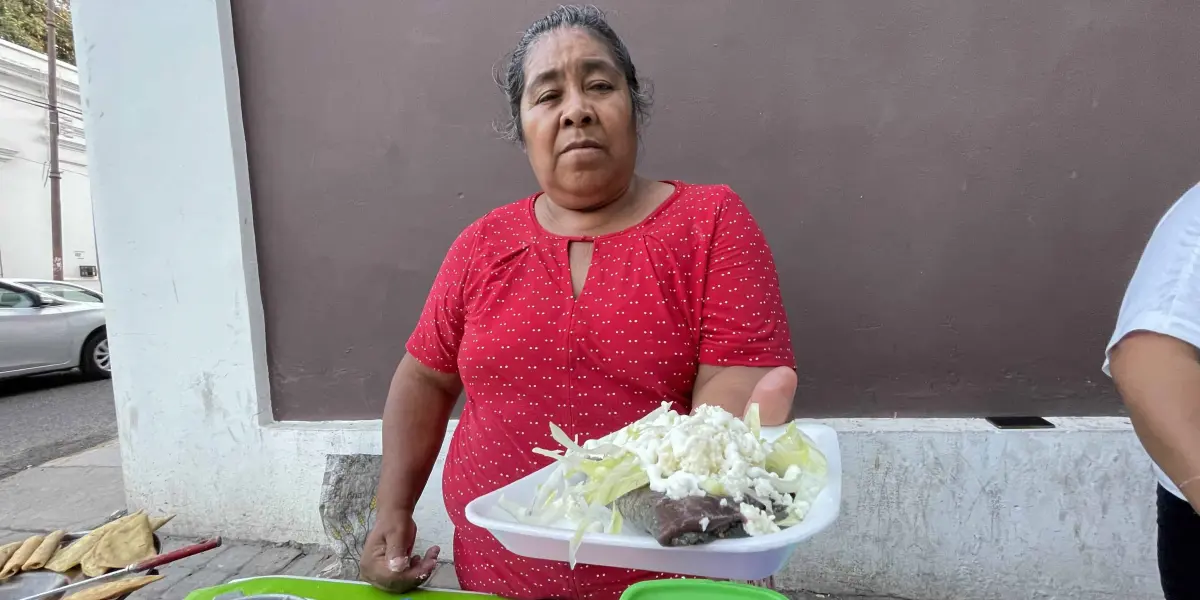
[0,0,75,64]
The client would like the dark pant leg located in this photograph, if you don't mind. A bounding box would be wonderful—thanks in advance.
[1158,484,1200,600]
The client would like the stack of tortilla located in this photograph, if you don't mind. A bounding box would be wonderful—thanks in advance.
[0,511,174,600]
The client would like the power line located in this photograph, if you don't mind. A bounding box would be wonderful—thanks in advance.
[0,88,81,112]
[24,0,72,25]
[0,90,84,118]
[0,91,84,118]
[6,153,87,177]
[0,77,83,104]
[14,0,75,62]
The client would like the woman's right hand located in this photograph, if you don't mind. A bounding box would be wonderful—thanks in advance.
[360,508,441,593]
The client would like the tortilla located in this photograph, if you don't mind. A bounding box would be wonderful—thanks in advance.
[22,530,66,571]
[0,535,44,580]
[45,511,144,573]
[0,542,22,578]
[615,487,747,547]
[61,574,164,600]
[81,513,155,576]
[149,514,175,532]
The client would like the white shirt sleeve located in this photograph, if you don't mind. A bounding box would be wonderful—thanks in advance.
[1103,182,1200,500]
[1103,182,1200,376]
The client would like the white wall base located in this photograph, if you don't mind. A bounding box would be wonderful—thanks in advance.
[775,417,1158,599]
[130,416,1158,600]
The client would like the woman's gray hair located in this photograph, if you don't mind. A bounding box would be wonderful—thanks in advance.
[493,5,652,145]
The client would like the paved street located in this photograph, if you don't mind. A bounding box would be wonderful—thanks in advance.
[0,372,116,479]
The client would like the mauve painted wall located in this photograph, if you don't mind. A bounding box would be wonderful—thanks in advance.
[231,1,1200,421]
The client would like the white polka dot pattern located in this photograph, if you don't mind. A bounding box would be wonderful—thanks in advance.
[405,181,795,599]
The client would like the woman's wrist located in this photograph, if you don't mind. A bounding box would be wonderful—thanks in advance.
[376,498,416,517]
[374,487,418,517]
[1180,475,1200,512]
[1180,474,1200,494]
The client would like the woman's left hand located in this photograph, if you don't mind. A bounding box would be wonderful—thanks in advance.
[743,366,798,425]
[693,365,798,426]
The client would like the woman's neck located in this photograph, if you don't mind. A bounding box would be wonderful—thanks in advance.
[538,177,667,237]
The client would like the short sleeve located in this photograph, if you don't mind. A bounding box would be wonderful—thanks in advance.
[698,189,796,367]
[405,221,481,373]
[1103,182,1200,376]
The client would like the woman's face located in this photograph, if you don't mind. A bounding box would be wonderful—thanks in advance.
[520,28,638,209]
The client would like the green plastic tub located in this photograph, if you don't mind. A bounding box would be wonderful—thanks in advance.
[620,579,790,600]
[182,576,500,600]
[184,575,782,600]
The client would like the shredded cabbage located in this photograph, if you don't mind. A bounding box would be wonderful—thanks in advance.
[499,401,828,567]
[766,422,828,481]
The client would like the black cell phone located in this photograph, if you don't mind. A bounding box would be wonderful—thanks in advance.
[984,416,1056,430]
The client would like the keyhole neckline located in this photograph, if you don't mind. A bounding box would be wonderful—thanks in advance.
[526,180,684,242]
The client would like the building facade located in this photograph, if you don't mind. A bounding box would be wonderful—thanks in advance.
[72,1,1200,597]
[0,39,100,289]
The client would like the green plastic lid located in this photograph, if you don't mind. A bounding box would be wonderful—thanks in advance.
[181,576,500,600]
[620,579,790,600]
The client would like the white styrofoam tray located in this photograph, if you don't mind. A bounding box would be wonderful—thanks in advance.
[465,422,841,581]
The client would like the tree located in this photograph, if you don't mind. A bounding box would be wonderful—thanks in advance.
[0,0,75,64]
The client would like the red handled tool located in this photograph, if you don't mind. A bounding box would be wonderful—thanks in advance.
[17,537,223,600]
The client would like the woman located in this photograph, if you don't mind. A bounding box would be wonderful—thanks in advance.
[360,6,798,599]
[1105,181,1200,600]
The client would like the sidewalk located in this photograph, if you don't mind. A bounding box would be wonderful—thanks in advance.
[0,442,871,600]
[0,441,336,599]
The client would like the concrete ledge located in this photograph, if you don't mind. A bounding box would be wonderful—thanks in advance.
[127,417,1157,599]
[774,417,1157,599]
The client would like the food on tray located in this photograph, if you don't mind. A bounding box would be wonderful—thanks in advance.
[149,514,175,532]
[61,574,164,600]
[46,513,137,573]
[0,511,176,600]
[614,486,746,546]
[499,402,828,565]
[81,513,155,576]
[44,510,161,574]
[0,541,20,575]
[23,530,66,571]
[0,535,44,579]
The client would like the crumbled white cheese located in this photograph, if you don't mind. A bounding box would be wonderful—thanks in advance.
[535,401,828,544]
[789,500,811,521]
[739,503,781,536]
[608,403,768,502]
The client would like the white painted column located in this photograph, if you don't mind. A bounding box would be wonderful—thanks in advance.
[69,0,443,545]
[72,0,270,530]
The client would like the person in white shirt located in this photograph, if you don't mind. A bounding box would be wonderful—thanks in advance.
[1104,182,1200,599]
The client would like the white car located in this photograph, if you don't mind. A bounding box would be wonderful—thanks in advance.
[0,279,110,380]
[12,278,104,304]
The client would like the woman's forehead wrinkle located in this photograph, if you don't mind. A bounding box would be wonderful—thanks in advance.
[579,57,619,77]
[526,67,563,93]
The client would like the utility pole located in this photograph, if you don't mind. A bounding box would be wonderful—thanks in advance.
[46,0,64,280]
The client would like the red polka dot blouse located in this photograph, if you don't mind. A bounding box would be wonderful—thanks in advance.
[406,181,794,599]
